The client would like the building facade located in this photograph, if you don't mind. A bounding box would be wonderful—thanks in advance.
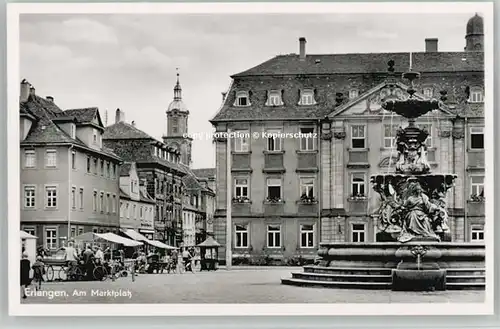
[119,162,156,240]
[103,110,186,247]
[192,169,217,238]
[210,14,485,263]
[20,80,122,250]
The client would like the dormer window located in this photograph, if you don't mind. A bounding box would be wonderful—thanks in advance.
[349,89,359,99]
[266,90,283,106]
[469,87,483,103]
[234,91,250,107]
[299,89,316,106]
[423,87,433,98]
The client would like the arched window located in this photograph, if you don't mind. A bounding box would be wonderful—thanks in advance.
[469,86,483,103]
[234,91,250,107]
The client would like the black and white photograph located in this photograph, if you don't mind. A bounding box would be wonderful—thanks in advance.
[8,2,494,316]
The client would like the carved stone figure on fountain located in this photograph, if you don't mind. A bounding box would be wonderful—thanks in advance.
[374,180,402,235]
[428,181,452,235]
[395,127,431,175]
[397,179,441,243]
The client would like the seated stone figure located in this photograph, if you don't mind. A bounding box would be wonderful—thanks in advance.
[397,180,441,243]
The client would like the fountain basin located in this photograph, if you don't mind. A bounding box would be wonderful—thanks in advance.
[392,269,446,291]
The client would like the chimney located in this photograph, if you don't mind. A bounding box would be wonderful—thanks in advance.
[29,85,36,97]
[20,79,30,102]
[221,92,227,101]
[46,96,54,102]
[299,37,307,61]
[115,108,125,123]
[425,38,438,52]
[131,120,136,127]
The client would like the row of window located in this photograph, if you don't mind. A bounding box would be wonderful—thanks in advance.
[23,149,119,177]
[234,87,484,108]
[24,149,58,169]
[22,226,117,250]
[153,146,181,164]
[230,125,484,153]
[234,127,315,152]
[22,184,119,213]
[120,201,154,221]
[86,155,117,179]
[235,224,315,248]
[155,179,182,196]
[157,205,182,222]
[233,174,485,202]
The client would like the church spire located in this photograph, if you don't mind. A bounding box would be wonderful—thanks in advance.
[174,68,182,100]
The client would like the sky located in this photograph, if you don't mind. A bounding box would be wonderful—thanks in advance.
[19,12,476,169]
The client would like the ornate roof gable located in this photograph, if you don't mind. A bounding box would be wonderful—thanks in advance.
[328,82,454,118]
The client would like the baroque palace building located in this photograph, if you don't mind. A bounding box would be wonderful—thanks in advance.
[210,14,485,263]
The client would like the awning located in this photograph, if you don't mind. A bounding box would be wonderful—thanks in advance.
[20,230,37,239]
[147,240,178,250]
[121,229,149,242]
[95,232,143,247]
[138,228,155,234]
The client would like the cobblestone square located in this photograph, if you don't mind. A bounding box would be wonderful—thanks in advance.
[21,268,485,304]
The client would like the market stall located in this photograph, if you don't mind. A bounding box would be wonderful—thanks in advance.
[197,236,221,271]
[20,230,37,267]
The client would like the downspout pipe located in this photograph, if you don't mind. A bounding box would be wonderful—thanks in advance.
[67,145,74,243]
[464,116,468,241]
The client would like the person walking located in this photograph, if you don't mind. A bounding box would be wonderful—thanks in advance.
[31,256,45,291]
[82,245,94,280]
[64,241,79,275]
[20,252,31,299]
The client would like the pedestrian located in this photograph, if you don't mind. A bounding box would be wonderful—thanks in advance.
[31,256,45,291]
[82,244,94,280]
[20,252,31,299]
[95,246,104,264]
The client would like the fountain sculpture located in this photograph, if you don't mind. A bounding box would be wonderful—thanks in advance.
[372,65,457,244]
[281,60,485,291]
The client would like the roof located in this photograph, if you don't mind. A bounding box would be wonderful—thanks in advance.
[211,56,484,123]
[182,170,204,192]
[19,92,120,159]
[64,107,101,125]
[191,168,216,179]
[139,190,155,204]
[104,121,154,140]
[120,163,132,176]
[197,236,221,247]
[232,52,484,77]
[119,188,130,199]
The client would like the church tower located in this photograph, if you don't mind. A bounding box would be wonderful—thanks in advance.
[163,70,192,166]
[465,13,484,51]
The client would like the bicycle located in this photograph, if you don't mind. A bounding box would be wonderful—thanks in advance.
[92,259,108,281]
[59,261,84,281]
[43,264,55,282]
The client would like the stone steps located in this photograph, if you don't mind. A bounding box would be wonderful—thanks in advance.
[446,275,485,283]
[281,277,392,290]
[304,266,392,276]
[282,267,486,290]
[292,272,392,283]
[446,268,485,276]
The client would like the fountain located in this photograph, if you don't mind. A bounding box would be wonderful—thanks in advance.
[281,61,485,291]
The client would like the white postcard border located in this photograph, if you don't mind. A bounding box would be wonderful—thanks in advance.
[7,2,495,316]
